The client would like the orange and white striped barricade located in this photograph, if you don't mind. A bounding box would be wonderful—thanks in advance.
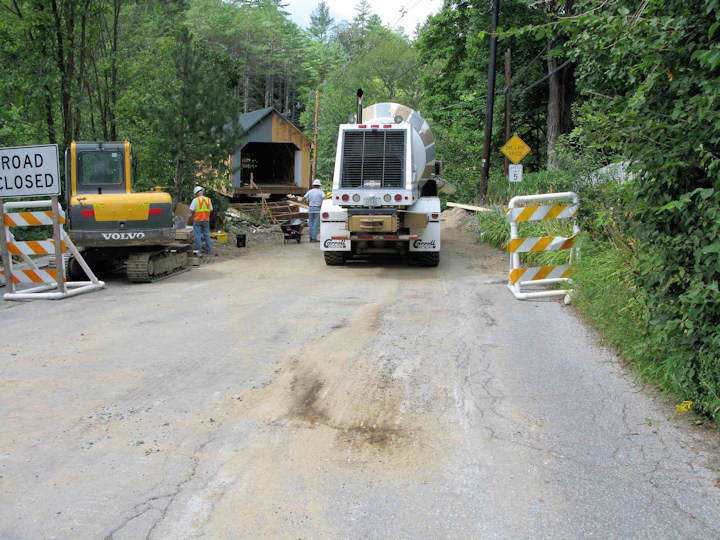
[0,199,104,300]
[505,192,579,300]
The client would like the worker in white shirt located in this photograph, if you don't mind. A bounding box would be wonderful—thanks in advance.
[303,179,325,242]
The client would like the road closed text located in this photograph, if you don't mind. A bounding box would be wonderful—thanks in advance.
[0,145,60,197]
[1,173,55,192]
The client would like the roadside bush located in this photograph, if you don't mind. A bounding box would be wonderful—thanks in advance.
[572,240,648,364]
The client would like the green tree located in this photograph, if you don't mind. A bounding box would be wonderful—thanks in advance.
[300,21,422,181]
[309,1,333,43]
[415,0,548,196]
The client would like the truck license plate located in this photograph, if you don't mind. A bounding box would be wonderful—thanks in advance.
[363,196,380,207]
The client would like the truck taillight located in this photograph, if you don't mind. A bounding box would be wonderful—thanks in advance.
[81,209,94,217]
[342,194,349,201]
[322,212,329,219]
[394,194,402,202]
[358,124,367,128]
[383,124,392,128]
[431,213,439,219]
[149,208,162,215]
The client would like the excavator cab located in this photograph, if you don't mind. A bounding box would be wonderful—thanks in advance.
[65,141,175,246]
[73,144,127,194]
[64,141,188,282]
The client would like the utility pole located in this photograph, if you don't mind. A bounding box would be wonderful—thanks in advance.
[479,0,500,201]
[504,48,511,175]
[313,90,319,180]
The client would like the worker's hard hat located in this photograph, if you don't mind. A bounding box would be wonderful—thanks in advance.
[193,186,203,195]
[313,179,321,186]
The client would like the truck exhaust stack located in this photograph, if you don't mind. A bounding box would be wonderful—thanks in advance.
[356,89,363,124]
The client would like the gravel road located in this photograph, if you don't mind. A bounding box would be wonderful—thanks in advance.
[1,212,718,539]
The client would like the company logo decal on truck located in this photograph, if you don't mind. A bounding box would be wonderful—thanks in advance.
[101,232,146,240]
[413,239,437,249]
[324,238,347,249]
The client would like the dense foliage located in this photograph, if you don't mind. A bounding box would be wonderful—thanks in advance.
[0,0,327,202]
[565,0,720,419]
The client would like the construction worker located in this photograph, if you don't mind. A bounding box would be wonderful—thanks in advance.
[190,186,213,254]
[303,179,325,242]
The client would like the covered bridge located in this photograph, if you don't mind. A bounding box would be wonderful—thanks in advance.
[231,108,312,196]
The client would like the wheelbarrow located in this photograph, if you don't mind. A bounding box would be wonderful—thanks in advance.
[281,218,305,243]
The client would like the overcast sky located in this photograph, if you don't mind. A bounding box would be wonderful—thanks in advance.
[284,0,445,36]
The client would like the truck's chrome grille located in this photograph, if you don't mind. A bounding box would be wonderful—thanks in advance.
[341,131,405,188]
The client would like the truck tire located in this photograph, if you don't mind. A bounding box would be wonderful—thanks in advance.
[324,251,346,266]
[414,252,439,267]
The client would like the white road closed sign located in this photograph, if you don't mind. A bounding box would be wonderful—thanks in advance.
[0,144,60,198]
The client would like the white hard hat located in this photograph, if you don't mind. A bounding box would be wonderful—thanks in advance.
[313,179,321,186]
[193,186,203,195]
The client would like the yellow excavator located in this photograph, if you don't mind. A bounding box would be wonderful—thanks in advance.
[64,141,189,282]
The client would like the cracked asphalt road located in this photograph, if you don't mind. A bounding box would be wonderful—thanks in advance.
[1,213,719,539]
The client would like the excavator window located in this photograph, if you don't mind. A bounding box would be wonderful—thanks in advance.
[77,151,124,187]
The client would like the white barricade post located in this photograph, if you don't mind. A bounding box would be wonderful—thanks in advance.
[505,191,579,300]
[0,144,104,300]
[0,200,105,300]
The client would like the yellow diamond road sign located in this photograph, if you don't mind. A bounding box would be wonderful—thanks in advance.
[501,135,531,164]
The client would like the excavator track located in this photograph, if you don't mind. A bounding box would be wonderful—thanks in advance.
[126,247,190,282]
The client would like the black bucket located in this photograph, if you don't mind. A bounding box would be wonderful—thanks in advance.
[236,234,246,248]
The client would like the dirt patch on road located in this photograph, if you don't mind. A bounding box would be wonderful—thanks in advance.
[228,282,446,473]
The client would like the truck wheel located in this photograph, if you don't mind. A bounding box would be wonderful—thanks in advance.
[324,252,346,266]
[414,252,439,267]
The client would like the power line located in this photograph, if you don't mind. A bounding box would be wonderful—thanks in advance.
[422,95,487,115]
[391,0,425,27]
[508,46,547,87]
[515,58,573,97]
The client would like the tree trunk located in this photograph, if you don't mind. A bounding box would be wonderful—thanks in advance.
[45,89,56,144]
[51,0,75,148]
[546,0,576,169]
[243,71,249,113]
[174,138,185,206]
[284,62,290,116]
[546,56,576,168]
[547,56,561,168]
[109,0,121,140]
[74,2,89,141]
[264,73,272,108]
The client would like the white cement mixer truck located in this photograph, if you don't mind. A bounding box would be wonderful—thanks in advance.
[320,91,441,266]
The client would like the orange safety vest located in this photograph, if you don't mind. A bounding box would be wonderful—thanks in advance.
[193,196,211,222]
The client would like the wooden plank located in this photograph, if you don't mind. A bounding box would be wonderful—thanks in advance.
[446,202,492,212]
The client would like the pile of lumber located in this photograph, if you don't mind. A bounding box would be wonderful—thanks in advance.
[229,199,307,223]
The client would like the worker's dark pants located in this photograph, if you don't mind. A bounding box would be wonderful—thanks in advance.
[193,220,212,253]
